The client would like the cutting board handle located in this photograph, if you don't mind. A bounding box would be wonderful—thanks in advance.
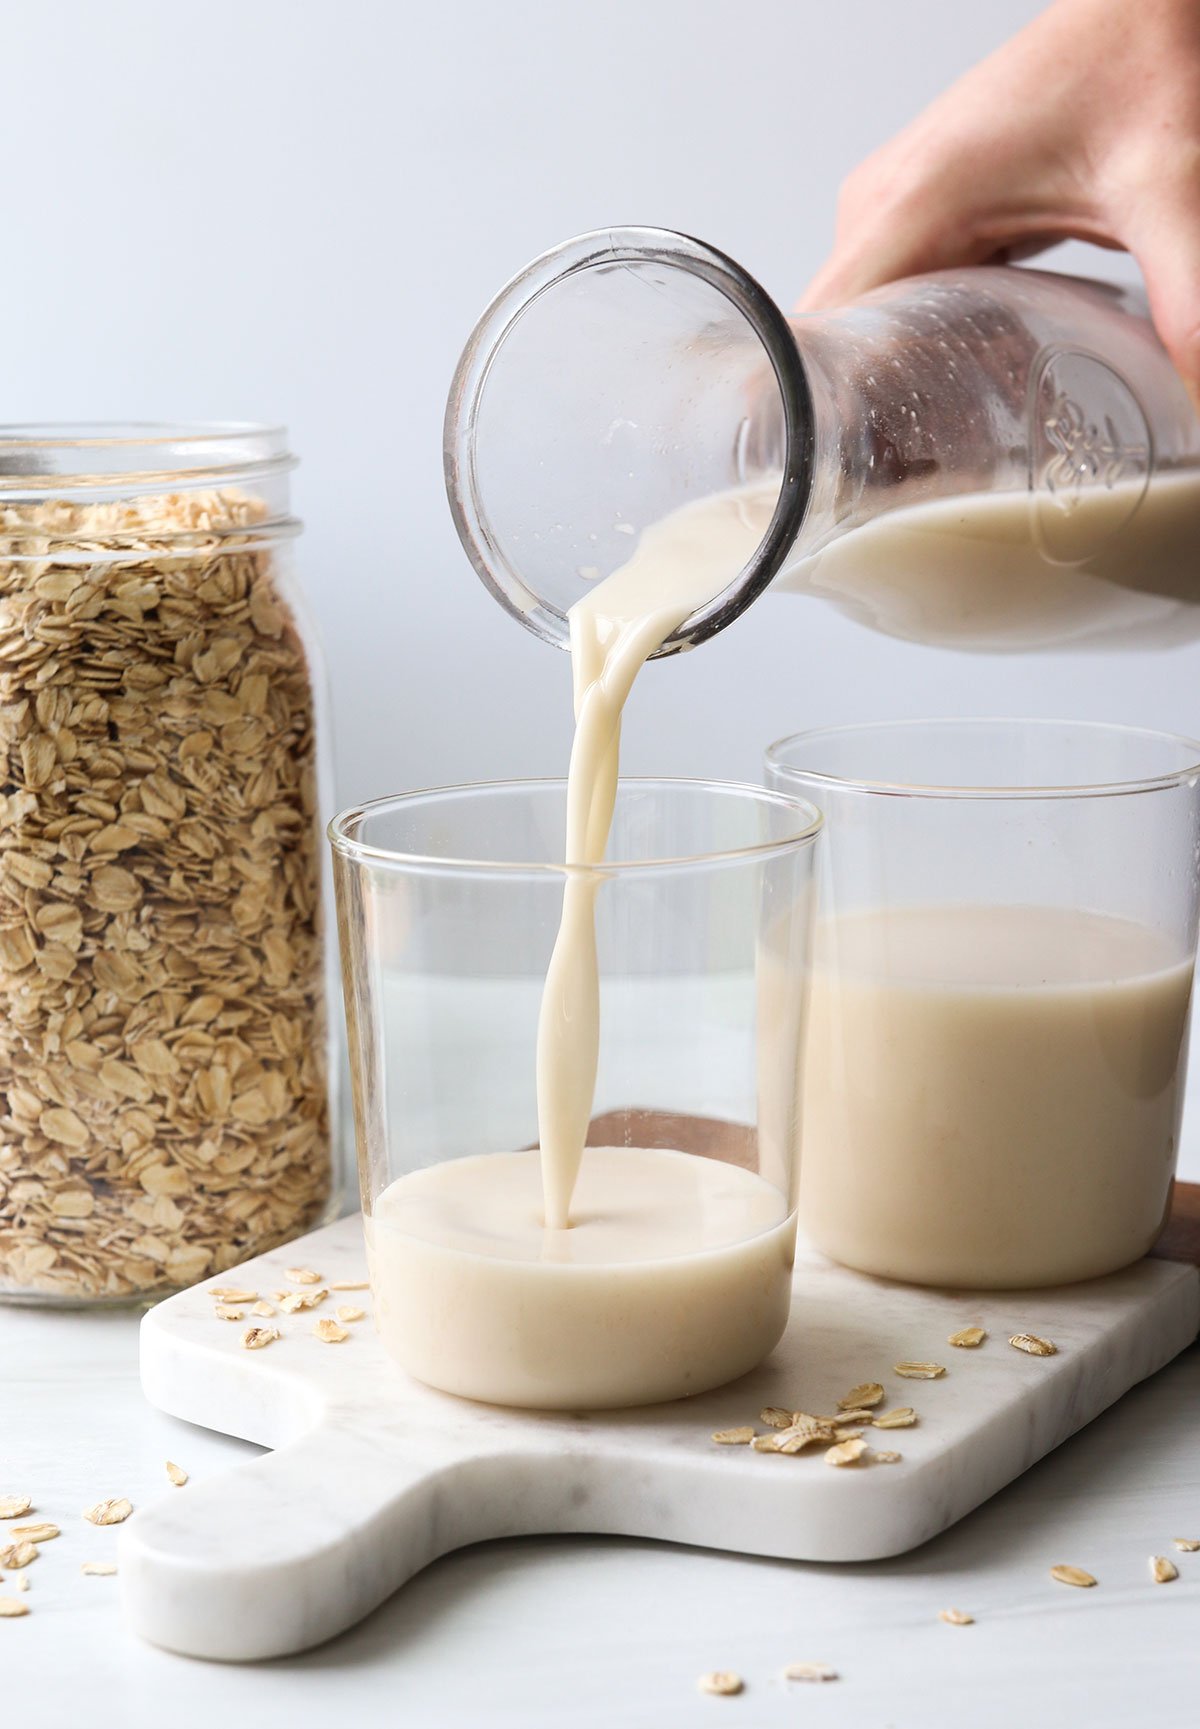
[118,1420,479,1661]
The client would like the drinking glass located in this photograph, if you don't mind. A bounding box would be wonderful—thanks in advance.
[329,778,821,1408]
[766,720,1200,1288]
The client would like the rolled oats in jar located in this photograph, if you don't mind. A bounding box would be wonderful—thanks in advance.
[0,425,338,1303]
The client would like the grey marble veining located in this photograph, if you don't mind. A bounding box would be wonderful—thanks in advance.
[120,1214,1199,1661]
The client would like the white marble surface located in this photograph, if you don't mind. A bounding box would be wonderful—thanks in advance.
[6,1276,1200,1726]
[110,1214,1200,1660]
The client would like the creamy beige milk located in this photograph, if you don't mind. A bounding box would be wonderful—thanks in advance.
[369,487,793,1407]
[802,905,1194,1288]
[780,469,1200,649]
[366,1146,792,1407]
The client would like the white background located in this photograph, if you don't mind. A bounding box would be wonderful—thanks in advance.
[4,0,1197,1172]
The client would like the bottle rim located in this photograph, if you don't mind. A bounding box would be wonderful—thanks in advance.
[443,226,813,657]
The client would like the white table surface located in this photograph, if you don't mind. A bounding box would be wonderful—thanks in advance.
[7,1298,1199,1726]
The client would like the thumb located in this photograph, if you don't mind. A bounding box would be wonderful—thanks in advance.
[1126,191,1200,413]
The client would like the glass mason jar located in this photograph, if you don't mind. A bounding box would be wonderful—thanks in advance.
[445,228,1200,655]
[0,424,339,1304]
[330,778,820,1409]
[766,720,1200,1288]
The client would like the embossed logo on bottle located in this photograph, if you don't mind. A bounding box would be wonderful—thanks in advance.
[1031,350,1151,563]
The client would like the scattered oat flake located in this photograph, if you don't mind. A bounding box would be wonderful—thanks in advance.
[0,1597,28,1617]
[759,1406,793,1430]
[777,1417,836,1452]
[894,1362,945,1379]
[711,1426,755,1446]
[874,1407,917,1429]
[80,1561,117,1577]
[0,1499,31,1521]
[783,1661,838,1683]
[314,1318,349,1343]
[336,1305,365,1323]
[215,1306,245,1322]
[1150,1555,1179,1583]
[872,1449,903,1464]
[839,1382,884,1410]
[1050,1565,1096,1588]
[10,1524,57,1544]
[242,1326,280,1350]
[165,1462,188,1488]
[329,1280,369,1292]
[277,1288,327,1313]
[1173,1538,1200,1552]
[751,1434,781,1453]
[832,1409,874,1426]
[0,1544,36,1569]
[834,1427,864,1443]
[1010,1334,1057,1357]
[83,1498,132,1527]
[948,1327,987,1348]
[697,1671,743,1696]
[211,1288,257,1303]
[15,1575,29,1593]
[825,1437,867,1467]
[285,1266,321,1284]
[940,1607,974,1625]
[251,1300,276,1317]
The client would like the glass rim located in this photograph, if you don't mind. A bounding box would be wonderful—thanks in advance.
[765,717,1200,802]
[442,224,812,659]
[327,775,823,876]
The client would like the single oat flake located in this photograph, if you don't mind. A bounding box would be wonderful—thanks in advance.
[285,1266,322,1285]
[939,1607,974,1625]
[0,1542,36,1569]
[165,1462,188,1488]
[1050,1565,1096,1588]
[1010,1334,1057,1357]
[83,1498,132,1527]
[215,1306,245,1322]
[1150,1555,1179,1583]
[948,1327,987,1348]
[242,1325,280,1350]
[783,1661,838,1683]
[758,1406,793,1430]
[1173,1538,1200,1552]
[0,1597,28,1618]
[80,1561,117,1577]
[825,1437,867,1467]
[874,1407,917,1429]
[697,1671,743,1696]
[251,1300,276,1318]
[336,1305,365,1323]
[838,1382,884,1409]
[894,1363,946,1380]
[9,1523,57,1544]
[277,1288,327,1313]
[313,1318,349,1343]
[0,1498,31,1521]
[211,1288,257,1304]
[750,1434,781,1454]
[711,1426,755,1446]
[872,1449,903,1464]
[329,1279,369,1292]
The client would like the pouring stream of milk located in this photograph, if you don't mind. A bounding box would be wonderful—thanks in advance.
[535,486,770,1228]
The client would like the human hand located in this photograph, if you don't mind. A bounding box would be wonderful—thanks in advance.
[802,0,1200,406]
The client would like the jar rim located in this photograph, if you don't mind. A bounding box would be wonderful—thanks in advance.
[0,420,296,494]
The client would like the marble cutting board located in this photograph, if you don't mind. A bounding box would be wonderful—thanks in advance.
[122,1210,1200,1661]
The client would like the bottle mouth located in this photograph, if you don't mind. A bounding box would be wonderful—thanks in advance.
[443,226,813,657]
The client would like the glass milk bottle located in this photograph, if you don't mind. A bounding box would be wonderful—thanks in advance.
[444,227,1200,653]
